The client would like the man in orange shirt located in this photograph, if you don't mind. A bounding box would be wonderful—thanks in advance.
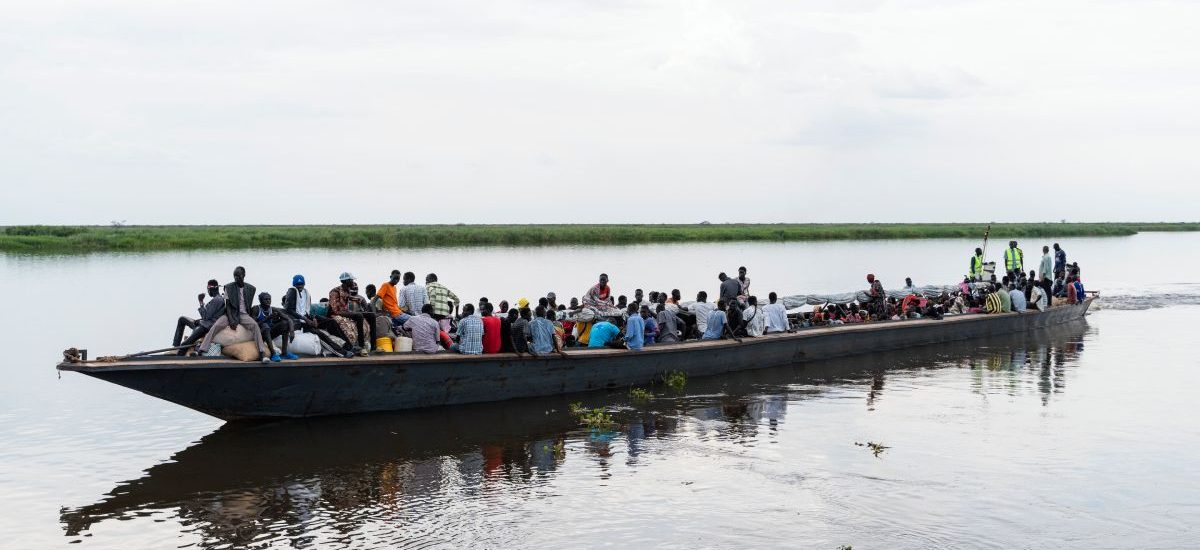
[378,270,406,325]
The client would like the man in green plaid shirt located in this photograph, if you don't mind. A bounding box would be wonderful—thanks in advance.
[425,273,461,332]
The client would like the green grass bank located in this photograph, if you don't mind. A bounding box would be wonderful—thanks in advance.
[2,223,1197,253]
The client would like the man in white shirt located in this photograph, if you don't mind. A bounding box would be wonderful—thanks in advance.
[686,291,716,337]
[742,296,766,337]
[763,292,791,333]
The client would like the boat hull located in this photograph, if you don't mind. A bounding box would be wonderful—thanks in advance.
[58,299,1092,420]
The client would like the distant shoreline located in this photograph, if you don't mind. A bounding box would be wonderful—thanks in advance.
[2,223,1197,253]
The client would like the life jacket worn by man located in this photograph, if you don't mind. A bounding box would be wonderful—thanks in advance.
[1004,241,1024,277]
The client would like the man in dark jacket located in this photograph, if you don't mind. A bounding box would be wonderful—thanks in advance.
[174,279,225,355]
[197,266,269,362]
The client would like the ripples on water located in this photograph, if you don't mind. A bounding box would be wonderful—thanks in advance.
[1092,282,1200,310]
[56,322,1108,549]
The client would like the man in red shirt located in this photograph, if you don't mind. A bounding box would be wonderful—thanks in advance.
[480,302,502,353]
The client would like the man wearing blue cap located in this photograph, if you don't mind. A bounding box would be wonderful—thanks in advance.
[283,274,355,357]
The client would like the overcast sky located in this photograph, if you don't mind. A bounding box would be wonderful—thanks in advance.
[2,0,1197,225]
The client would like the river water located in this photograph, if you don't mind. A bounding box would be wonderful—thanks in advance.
[2,233,1199,549]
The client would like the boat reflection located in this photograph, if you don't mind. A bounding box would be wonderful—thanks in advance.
[61,320,1090,548]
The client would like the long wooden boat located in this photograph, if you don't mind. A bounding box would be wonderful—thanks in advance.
[57,298,1094,421]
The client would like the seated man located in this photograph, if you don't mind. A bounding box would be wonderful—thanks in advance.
[587,319,622,348]
[451,303,484,355]
[742,296,765,337]
[530,306,567,357]
[655,303,685,343]
[250,292,298,361]
[762,292,790,334]
[702,300,739,340]
[642,305,658,345]
[684,291,716,339]
[175,279,224,355]
[328,272,373,356]
[1029,281,1047,311]
[1009,282,1027,312]
[480,303,502,354]
[1066,276,1085,304]
[985,288,1004,314]
[397,271,428,322]
[511,307,532,356]
[624,304,645,350]
[996,279,1013,312]
[282,274,355,358]
[403,304,442,354]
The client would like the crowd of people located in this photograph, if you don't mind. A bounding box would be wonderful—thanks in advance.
[170,243,1087,363]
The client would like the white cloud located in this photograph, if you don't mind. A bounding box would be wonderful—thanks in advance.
[1,0,1198,224]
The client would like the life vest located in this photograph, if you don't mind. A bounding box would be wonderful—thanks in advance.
[970,254,983,277]
[1004,247,1023,271]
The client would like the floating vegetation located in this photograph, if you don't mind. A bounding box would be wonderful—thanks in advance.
[542,440,566,458]
[568,402,616,429]
[838,546,853,550]
[629,387,654,401]
[665,370,688,390]
[578,408,615,429]
[855,441,890,457]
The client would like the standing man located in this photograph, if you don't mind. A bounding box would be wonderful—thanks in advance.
[969,248,985,282]
[425,273,460,333]
[1053,243,1067,279]
[736,266,751,304]
[964,249,984,283]
[718,272,742,312]
[174,279,225,355]
[397,271,428,321]
[1038,246,1054,307]
[866,274,886,318]
[198,266,270,362]
[1004,241,1024,280]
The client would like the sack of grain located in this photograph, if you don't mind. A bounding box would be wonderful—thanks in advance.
[221,340,260,361]
[213,325,253,346]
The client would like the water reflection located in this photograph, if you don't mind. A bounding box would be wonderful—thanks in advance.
[62,321,1090,548]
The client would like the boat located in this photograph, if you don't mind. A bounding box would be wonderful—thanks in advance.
[57,298,1093,421]
[59,317,1093,538]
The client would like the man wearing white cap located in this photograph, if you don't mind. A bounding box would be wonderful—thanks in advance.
[328,271,372,356]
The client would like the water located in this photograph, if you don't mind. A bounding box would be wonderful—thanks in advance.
[3,232,1199,548]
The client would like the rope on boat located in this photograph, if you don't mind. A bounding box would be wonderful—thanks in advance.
[62,348,84,363]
